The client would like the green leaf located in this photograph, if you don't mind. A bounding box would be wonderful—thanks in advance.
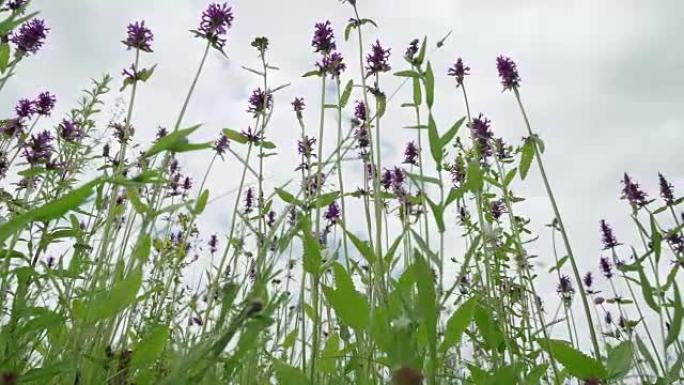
[668,355,684,384]
[412,77,422,106]
[0,43,9,73]
[425,195,445,233]
[145,124,201,157]
[474,305,504,351]
[636,263,660,312]
[439,117,465,150]
[76,267,143,322]
[311,191,340,209]
[132,324,169,367]
[414,255,437,350]
[466,160,483,192]
[302,70,321,78]
[394,70,420,78]
[519,137,535,180]
[445,187,465,208]
[339,79,353,108]
[416,37,427,66]
[0,179,101,243]
[376,92,387,119]
[194,189,210,215]
[320,334,340,373]
[323,284,369,330]
[665,283,682,348]
[275,188,299,205]
[343,228,375,264]
[538,339,607,380]
[221,128,249,144]
[424,61,435,108]
[635,335,658,376]
[299,217,321,275]
[548,256,569,273]
[0,11,39,36]
[606,341,634,380]
[650,214,662,263]
[427,113,442,169]
[273,359,310,385]
[441,296,477,352]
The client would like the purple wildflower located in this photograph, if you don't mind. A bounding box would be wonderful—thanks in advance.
[600,220,620,250]
[182,176,192,192]
[292,97,305,118]
[208,234,218,254]
[496,55,521,91]
[666,233,684,255]
[10,18,49,55]
[241,126,262,144]
[354,126,370,153]
[404,38,419,62]
[354,100,367,122]
[0,152,7,181]
[447,58,470,87]
[214,133,229,155]
[156,127,168,141]
[266,210,276,227]
[22,130,53,165]
[658,173,675,205]
[14,98,34,119]
[449,155,466,188]
[123,21,153,52]
[494,137,512,160]
[198,2,234,48]
[583,272,594,289]
[599,256,613,279]
[381,168,393,190]
[365,40,391,76]
[244,187,255,214]
[7,0,28,12]
[490,199,505,220]
[247,88,272,116]
[469,113,493,158]
[297,135,316,159]
[403,141,419,166]
[34,91,56,116]
[317,51,346,77]
[621,173,651,208]
[605,311,613,325]
[311,21,336,55]
[557,275,575,301]
[324,201,341,225]
[58,119,84,142]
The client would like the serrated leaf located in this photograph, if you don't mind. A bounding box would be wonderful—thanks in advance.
[132,324,169,367]
[606,341,634,380]
[343,228,375,264]
[299,217,321,275]
[538,339,607,380]
[441,296,477,352]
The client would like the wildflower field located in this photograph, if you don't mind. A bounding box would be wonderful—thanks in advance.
[0,1,682,384]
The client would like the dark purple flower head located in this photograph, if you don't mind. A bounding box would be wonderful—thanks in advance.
[621,173,651,208]
[447,58,470,87]
[123,21,153,52]
[311,20,336,55]
[390,166,407,194]
[354,100,367,122]
[0,118,24,137]
[449,155,466,188]
[183,176,193,192]
[469,113,493,158]
[292,97,305,118]
[247,88,272,116]
[244,187,255,214]
[557,275,575,300]
[658,173,675,205]
[22,130,53,165]
[58,119,84,142]
[156,127,168,141]
[490,199,505,221]
[297,135,317,159]
[599,256,613,279]
[0,152,7,181]
[496,55,521,91]
[11,18,48,55]
[404,38,419,62]
[605,311,613,325]
[354,126,369,153]
[214,133,229,155]
[111,121,133,143]
[403,141,419,166]
[365,40,391,76]
[266,210,276,227]
[34,91,56,116]
[599,220,620,250]
[15,98,34,119]
[197,2,234,49]
[324,201,341,225]
[7,0,28,12]
[666,233,684,255]
[241,126,262,144]
[494,138,511,160]
[317,51,346,77]
[583,272,594,289]
[208,234,218,254]
[381,168,393,190]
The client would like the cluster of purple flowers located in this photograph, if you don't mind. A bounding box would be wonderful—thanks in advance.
[404,38,419,63]
[381,167,408,202]
[297,135,317,161]
[58,119,84,142]
[403,141,419,166]
[469,113,494,159]
[11,18,49,55]
[214,133,229,156]
[196,2,234,50]
[448,155,467,189]
[599,220,620,250]
[2,93,57,137]
[621,173,651,208]
[243,187,255,214]
[7,0,29,12]
[496,55,521,91]
[123,21,153,52]
[556,275,575,302]
[490,199,506,221]
[292,97,305,119]
[22,130,54,165]
[247,88,272,116]
[365,40,391,76]
[448,58,470,87]
[312,21,346,77]
[658,173,675,205]
[324,201,341,225]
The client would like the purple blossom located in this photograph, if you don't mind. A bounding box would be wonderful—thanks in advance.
[381,168,393,190]
[58,119,84,142]
[354,126,370,153]
[123,21,153,52]
[214,133,229,155]
[14,98,34,119]
[354,100,367,122]
[266,210,276,227]
[197,2,234,49]
[317,51,346,77]
[449,156,466,188]
[292,97,305,118]
[241,126,262,144]
[244,187,255,214]
[469,113,493,158]
[365,40,391,76]
[390,167,407,200]
[156,127,168,140]
[447,58,470,87]
[297,135,316,159]
[600,220,620,250]
[494,137,511,160]
[324,201,341,225]
[208,234,218,254]
[599,256,613,279]
[404,38,419,62]
[22,130,53,165]
[583,272,594,289]
[182,176,193,191]
[0,152,7,181]
[490,199,505,220]
[496,55,521,91]
[557,275,575,301]
[10,18,49,55]
[34,91,56,116]
[658,173,675,205]
[247,88,272,116]
[7,0,28,11]
[621,173,651,208]
[666,233,684,255]
[403,141,419,166]
[311,20,336,55]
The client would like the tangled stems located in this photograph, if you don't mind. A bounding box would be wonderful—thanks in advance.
[511,87,601,358]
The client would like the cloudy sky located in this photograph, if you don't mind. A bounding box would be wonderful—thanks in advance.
[3,0,683,333]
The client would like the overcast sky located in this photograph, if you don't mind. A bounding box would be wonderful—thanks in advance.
[3,0,683,332]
